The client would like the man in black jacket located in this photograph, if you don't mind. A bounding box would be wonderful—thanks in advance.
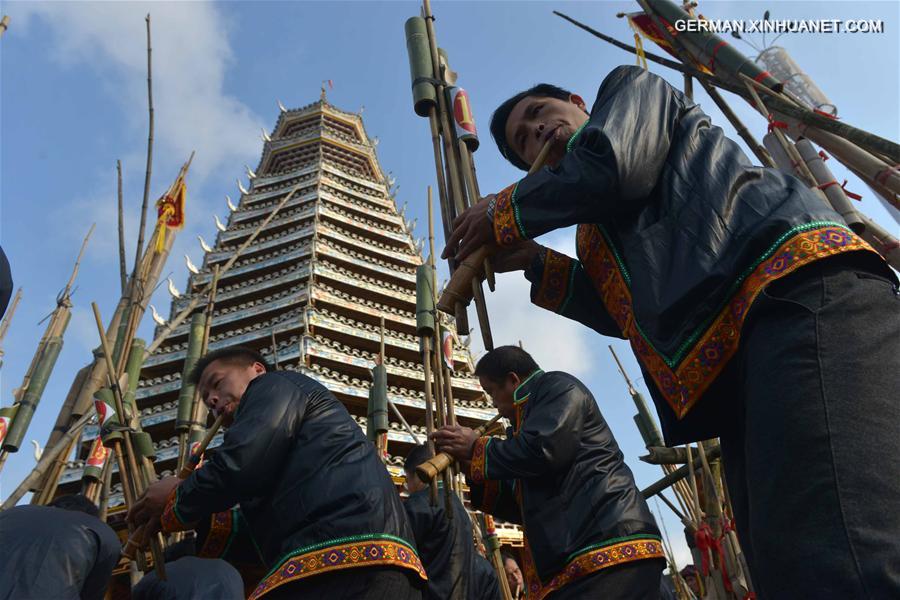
[443,66,900,598]
[403,444,495,600]
[128,346,425,600]
[0,494,120,600]
[433,346,664,600]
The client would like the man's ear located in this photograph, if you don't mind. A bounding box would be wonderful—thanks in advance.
[507,371,521,390]
[252,362,267,376]
[569,94,587,112]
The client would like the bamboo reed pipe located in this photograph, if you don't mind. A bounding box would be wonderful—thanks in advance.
[437,138,554,314]
[416,413,503,482]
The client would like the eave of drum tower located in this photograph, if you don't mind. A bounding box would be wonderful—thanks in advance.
[56,97,496,506]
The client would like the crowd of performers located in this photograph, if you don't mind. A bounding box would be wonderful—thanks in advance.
[0,65,897,599]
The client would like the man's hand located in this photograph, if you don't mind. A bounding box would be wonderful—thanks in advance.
[431,425,480,463]
[491,240,542,273]
[127,475,180,532]
[441,195,495,262]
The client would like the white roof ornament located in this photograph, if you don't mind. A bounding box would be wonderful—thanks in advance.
[237,179,249,196]
[185,254,200,275]
[245,165,257,179]
[277,99,287,113]
[198,235,213,254]
[214,214,227,232]
[226,195,237,212]
[31,440,43,462]
[150,304,167,326]
[167,277,181,299]
[261,128,272,142]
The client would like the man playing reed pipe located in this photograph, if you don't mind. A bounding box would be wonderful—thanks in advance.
[403,444,499,600]
[442,65,900,598]
[127,346,425,600]
[433,346,664,599]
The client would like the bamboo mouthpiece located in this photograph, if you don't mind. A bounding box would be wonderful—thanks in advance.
[177,414,225,479]
[437,139,554,314]
[416,413,503,483]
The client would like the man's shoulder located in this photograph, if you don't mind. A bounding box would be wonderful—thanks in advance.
[536,371,594,402]
[247,370,330,397]
[593,65,677,110]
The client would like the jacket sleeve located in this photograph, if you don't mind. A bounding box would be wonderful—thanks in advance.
[492,65,686,246]
[468,479,522,525]
[469,374,585,482]
[81,521,122,600]
[524,247,624,338]
[162,374,305,531]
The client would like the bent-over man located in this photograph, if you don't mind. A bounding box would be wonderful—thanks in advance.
[434,346,664,600]
[129,346,425,600]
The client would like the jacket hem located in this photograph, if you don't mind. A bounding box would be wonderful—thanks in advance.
[248,535,426,599]
[577,221,877,418]
[534,250,576,313]
[198,508,238,559]
[523,535,664,600]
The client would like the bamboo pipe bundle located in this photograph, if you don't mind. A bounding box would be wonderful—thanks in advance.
[415,413,503,483]
[437,138,554,314]
[122,414,225,560]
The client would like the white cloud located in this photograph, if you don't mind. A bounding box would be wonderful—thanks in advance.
[9,2,264,182]
[8,1,265,295]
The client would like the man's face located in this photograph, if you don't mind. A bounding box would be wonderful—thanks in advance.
[478,373,519,422]
[504,94,589,169]
[684,573,701,595]
[504,557,524,592]
[197,359,266,426]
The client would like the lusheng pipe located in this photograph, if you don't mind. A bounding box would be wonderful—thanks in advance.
[437,138,554,314]
[416,413,503,482]
[123,414,225,560]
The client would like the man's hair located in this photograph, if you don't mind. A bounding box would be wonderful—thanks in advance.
[500,550,519,565]
[48,493,99,517]
[490,83,574,171]
[188,346,271,385]
[474,346,540,383]
[404,444,434,473]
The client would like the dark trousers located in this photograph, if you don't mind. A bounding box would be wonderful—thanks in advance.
[720,255,900,599]
[264,565,424,600]
[546,558,664,600]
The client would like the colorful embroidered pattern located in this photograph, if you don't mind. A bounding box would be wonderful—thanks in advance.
[492,183,524,246]
[469,436,491,484]
[160,487,192,534]
[576,222,876,418]
[199,509,237,559]
[248,536,426,599]
[534,250,574,313]
[521,535,664,600]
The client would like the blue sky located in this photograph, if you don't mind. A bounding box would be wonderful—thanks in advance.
[1,0,897,566]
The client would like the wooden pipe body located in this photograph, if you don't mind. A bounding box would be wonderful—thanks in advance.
[416,413,502,482]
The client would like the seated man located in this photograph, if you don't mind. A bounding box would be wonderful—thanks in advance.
[434,346,664,600]
[501,552,524,600]
[0,494,120,600]
[403,444,490,600]
[132,556,244,600]
[128,346,425,600]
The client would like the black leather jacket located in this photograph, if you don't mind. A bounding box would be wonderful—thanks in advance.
[404,489,476,600]
[162,371,423,588]
[468,370,660,584]
[497,66,892,443]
